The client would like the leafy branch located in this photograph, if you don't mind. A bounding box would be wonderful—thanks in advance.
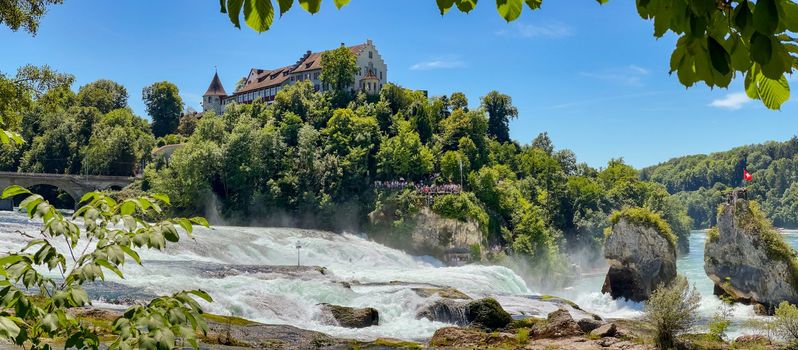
[0,186,211,350]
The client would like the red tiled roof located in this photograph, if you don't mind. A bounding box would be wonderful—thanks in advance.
[204,72,227,97]
[233,42,369,95]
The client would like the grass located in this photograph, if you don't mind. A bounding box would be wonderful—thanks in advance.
[202,313,256,326]
[372,338,423,349]
[607,207,676,250]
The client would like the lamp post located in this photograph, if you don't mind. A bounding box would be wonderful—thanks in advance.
[295,240,302,267]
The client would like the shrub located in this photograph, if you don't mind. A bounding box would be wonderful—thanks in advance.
[643,275,701,349]
[774,301,798,345]
[608,207,676,250]
[516,327,529,344]
[431,192,489,231]
[708,298,732,339]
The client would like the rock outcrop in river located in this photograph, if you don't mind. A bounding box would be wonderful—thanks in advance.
[416,297,511,329]
[704,188,798,315]
[602,207,677,302]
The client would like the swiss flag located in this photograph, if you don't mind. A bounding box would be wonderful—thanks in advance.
[743,169,753,182]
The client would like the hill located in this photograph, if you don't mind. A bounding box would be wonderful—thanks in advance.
[641,137,798,228]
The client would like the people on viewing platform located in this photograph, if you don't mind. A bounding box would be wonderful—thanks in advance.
[373,180,461,194]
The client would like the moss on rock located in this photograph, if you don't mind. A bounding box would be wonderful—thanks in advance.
[608,207,676,250]
[466,298,512,329]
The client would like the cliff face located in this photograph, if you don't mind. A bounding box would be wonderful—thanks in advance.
[602,215,677,302]
[704,189,798,314]
[409,208,482,260]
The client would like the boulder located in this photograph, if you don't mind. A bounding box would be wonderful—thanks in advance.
[465,298,513,329]
[428,327,515,348]
[318,304,378,328]
[704,188,798,315]
[602,208,677,302]
[532,309,583,339]
[577,318,604,333]
[416,297,511,329]
[589,323,617,338]
[412,287,471,300]
[734,334,770,345]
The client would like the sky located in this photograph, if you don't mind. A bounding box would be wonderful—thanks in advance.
[2,0,796,169]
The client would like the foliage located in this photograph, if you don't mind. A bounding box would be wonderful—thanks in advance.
[774,301,798,345]
[0,65,73,133]
[431,192,489,230]
[77,80,129,115]
[376,119,433,180]
[0,186,211,350]
[0,0,63,35]
[219,0,797,110]
[320,45,358,98]
[708,298,733,340]
[608,207,677,249]
[644,275,701,350]
[481,91,517,143]
[143,81,184,138]
[81,109,156,176]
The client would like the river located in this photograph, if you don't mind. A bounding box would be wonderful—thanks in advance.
[0,212,793,340]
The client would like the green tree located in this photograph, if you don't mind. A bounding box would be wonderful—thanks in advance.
[0,0,63,35]
[143,81,184,138]
[0,186,211,350]
[220,0,797,110]
[449,92,468,112]
[376,119,433,180]
[320,45,358,96]
[482,91,518,143]
[20,117,78,174]
[440,150,470,184]
[77,80,128,114]
[82,109,155,176]
[0,65,73,133]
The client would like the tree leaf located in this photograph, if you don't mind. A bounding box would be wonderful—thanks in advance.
[496,0,523,22]
[333,0,350,10]
[186,290,214,303]
[755,71,790,110]
[455,0,477,13]
[753,0,778,35]
[119,245,141,265]
[298,0,321,14]
[277,0,293,15]
[782,0,798,32]
[95,259,124,279]
[437,0,456,15]
[173,218,193,235]
[750,32,773,66]
[244,0,275,32]
[2,185,31,199]
[226,0,245,28]
[189,217,210,228]
[525,0,542,10]
[708,36,731,75]
[0,316,21,340]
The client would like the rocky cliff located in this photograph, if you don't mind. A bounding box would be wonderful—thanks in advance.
[408,207,482,261]
[704,188,798,314]
[602,208,677,302]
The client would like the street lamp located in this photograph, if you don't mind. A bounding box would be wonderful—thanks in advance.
[295,240,302,267]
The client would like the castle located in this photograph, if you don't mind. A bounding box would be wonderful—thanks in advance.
[202,40,388,115]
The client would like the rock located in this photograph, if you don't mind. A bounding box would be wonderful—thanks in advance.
[416,297,511,329]
[532,308,584,339]
[204,319,353,349]
[416,299,470,325]
[577,318,604,333]
[428,327,515,348]
[602,209,677,302]
[412,287,471,300]
[318,304,378,328]
[465,298,512,329]
[734,334,770,345]
[589,323,617,338]
[704,188,798,314]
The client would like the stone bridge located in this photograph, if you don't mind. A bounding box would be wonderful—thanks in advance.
[0,172,134,210]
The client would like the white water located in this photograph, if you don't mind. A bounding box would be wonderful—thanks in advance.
[1,212,792,340]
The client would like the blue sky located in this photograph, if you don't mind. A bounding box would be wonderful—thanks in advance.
[1,1,796,168]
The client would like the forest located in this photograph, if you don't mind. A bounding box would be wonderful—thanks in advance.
[642,137,798,229]
[0,48,693,275]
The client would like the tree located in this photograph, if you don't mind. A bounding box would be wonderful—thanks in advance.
[0,65,73,133]
[644,276,701,349]
[376,119,433,180]
[320,45,358,96]
[531,132,554,155]
[219,0,797,110]
[143,81,184,138]
[0,186,211,350]
[449,92,468,112]
[82,109,156,176]
[0,0,63,35]
[77,80,128,114]
[481,91,518,143]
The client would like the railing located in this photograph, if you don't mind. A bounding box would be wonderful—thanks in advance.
[0,171,134,182]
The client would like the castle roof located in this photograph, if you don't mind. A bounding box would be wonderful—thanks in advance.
[233,42,370,95]
[204,72,227,97]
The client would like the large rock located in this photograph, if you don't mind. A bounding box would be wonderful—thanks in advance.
[416,297,511,329]
[602,209,677,302]
[318,304,379,328]
[532,309,583,339]
[704,188,798,314]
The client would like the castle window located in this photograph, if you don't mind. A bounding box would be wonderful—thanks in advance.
[380,71,383,80]
[369,51,373,59]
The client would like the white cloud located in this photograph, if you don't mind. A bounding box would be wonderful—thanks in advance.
[709,92,752,110]
[580,65,650,86]
[410,58,467,71]
[496,22,573,39]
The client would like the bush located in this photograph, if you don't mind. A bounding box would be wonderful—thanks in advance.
[608,207,676,250]
[431,192,489,231]
[643,275,701,349]
[708,298,732,339]
[516,327,529,344]
[774,301,798,345]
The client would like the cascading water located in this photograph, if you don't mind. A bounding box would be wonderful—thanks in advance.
[2,211,794,341]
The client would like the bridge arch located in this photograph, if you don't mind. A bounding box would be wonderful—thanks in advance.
[0,172,134,210]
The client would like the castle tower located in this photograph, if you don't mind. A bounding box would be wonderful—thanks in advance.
[202,72,227,115]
